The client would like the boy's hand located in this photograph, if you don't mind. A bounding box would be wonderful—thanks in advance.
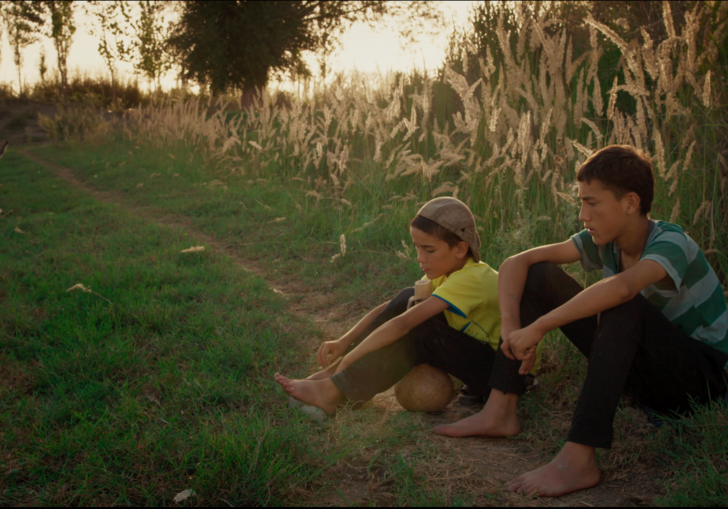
[502,323,543,374]
[317,339,347,368]
[499,317,522,360]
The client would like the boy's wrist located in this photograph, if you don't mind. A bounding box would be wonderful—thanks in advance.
[501,315,520,326]
[533,315,554,336]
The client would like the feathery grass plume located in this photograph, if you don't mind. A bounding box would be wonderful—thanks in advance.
[67,283,113,304]
[181,246,205,253]
[496,12,524,94]
[339,234,346,257]
[581,118,603,146]
[572,140,593,158]
[702,71,711,109]
[653,130,666,178]
[606,76,619,120]
[431,182,458,198]
[662,1,677,40]
[693,201,709,226]
[591,73,603,117]
[574,69,585,126]
[665,159,681,183]
[683,140,697,172]
[670,199,681,224]
[517,84,540,122]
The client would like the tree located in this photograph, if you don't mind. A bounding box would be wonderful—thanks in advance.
[2,1,39,94]
[167,1,442,106]
[86,0,132,104]
[38,46,48,82]
[26,1,77,101]
[131,0,173,92]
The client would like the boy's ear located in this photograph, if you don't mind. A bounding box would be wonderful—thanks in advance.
[455,240,469,259]
[623,191,641,215]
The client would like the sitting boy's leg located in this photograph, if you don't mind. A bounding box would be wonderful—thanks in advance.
[507,293,728,497]
[569,293,728,447]
[329,327,419,405]
[346,287,418,352]
[274,374,345,415]
[435,262,593,437]
[330,315,491,405]
[305,288,418,382]
[276,288,420,409]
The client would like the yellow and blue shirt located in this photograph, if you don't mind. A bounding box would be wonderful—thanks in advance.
[426,257,543,373]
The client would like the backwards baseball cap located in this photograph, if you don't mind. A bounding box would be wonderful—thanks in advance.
[415,197,482,263]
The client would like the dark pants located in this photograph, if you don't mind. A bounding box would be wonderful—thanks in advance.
[330,288,526,404]
[489,262,728,449]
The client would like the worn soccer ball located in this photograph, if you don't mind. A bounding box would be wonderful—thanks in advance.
[394,364,454,413]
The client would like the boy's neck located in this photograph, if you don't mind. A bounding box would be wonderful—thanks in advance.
[615,215,651,257]
[445,256,471,277]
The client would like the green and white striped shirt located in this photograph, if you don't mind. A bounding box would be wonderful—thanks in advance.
[571,221,728,364]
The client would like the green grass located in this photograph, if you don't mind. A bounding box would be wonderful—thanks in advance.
[4,139,728,506]
[649,400,728,507]
[27,140,430,311]
[0,149,445,506]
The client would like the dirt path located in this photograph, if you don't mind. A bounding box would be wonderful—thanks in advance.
[19,150,667,507]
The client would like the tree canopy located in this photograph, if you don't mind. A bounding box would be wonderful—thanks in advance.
[167,1,441,101]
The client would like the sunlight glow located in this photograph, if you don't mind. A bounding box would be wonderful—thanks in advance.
[0,1,476,93]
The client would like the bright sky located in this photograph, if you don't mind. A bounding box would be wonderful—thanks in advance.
[0,1,475,94]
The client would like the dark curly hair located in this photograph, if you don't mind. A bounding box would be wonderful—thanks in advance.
[577,145,655,215]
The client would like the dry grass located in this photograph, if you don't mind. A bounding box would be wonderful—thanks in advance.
[96,3,726,277]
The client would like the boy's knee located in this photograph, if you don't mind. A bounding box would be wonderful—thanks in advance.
[387,287,416,313]
[525,262,561,288]
[600,294,647,322]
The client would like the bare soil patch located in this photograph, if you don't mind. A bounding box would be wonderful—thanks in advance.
[18,150,669,507]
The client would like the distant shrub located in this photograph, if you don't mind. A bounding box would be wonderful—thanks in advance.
[38,105,112,142]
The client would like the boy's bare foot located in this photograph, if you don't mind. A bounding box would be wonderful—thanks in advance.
[506,442,600,497]
[433,391,520,437]
[274,373,344,415]
[306,362,339,381]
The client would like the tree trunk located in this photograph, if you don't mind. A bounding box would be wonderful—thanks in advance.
[240,70,268,111]
[111,69,117,107]
[55,39,67,102]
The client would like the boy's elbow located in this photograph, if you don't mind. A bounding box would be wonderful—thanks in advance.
[617,278,638,302]
[500,253,526,272]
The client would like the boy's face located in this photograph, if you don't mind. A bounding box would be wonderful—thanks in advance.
[410,226,469,279]
[577,179,639,245]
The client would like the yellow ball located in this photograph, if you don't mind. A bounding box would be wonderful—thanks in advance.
[394,364,454,413]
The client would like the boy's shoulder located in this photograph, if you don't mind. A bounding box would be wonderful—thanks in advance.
[646,220,697,255]
[650,220,686,238]
[459,259,498,278]
[431,259,497,288]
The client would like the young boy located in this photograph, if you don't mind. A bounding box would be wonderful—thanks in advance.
[435,145,728,497]
[274,197,540,414]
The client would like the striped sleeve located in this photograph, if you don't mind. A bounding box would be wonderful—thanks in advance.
[641,229,690,295]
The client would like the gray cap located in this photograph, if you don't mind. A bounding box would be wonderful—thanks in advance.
[416,197,481,262]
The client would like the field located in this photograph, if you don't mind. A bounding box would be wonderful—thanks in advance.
[2,3,728,507]
[0,139,725,506]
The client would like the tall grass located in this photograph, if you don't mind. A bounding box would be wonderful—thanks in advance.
[90,2,728,286]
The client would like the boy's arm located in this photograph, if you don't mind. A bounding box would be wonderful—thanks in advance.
[339,301,389,347]
[499,240,584,337]
[317,300,389,368]
[334,296,449,374]
[507,258,668,372]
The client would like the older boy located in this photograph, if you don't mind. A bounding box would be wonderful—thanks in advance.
[435,145,728,497]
